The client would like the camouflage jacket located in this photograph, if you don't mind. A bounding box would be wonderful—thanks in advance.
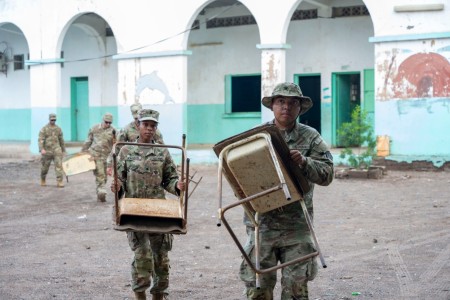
[116,142,179,199]
[38,124,65,155]
[81,123,116,160]
[244,121,334,231]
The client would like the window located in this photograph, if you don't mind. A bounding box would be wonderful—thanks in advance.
[13,54,24,71]
[225,74,261,113]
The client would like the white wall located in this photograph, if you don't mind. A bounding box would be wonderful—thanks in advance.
[0,24,30,109]
[188,24,261,105]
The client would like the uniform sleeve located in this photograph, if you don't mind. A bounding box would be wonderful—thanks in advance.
[303,136,334,186]
[107,127,121,168]
[38,127,45,152]
[155,129,165,144]
[161,151,179,195]
[59,128,66,152]
[116,147,128,196]
[81,128,93,152]
[117,128,127,143]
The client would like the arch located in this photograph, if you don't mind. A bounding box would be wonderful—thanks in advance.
[56,12,116,60]
[182,0,259,49]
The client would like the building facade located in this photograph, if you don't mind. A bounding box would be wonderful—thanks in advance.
[0,0,449,165]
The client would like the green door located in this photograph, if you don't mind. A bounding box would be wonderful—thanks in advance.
[70,77,89,141]
[363,69,375,130]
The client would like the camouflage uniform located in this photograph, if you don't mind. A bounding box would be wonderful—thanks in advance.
[117,140,179,297]
[38,114,66,185]
[116,109,179,298]
[82,114,115,200]
[239,83,334,300]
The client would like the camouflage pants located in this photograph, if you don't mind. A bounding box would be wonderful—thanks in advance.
[41,154,64,181]
[127,231,173,295]
[239,227,318,300]
[93,158,107,196]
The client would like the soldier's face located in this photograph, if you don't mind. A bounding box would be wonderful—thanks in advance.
[139,120,157,142]
[271,96,301,129]
[103,121,112,128]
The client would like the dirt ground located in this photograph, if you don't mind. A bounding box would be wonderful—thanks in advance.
[0,158,449,300]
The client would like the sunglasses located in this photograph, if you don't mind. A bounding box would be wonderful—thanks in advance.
[105,121,112,124]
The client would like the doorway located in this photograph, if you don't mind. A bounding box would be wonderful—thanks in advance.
[70,77,89,141]
[332,72,361,147]
[295,74,321,133]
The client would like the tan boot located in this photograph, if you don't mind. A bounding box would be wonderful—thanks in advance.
[40,179,46,186]
[97,193,106,202]
[152,293,165,300]
[57,180,65,188]
[134,291,147,300]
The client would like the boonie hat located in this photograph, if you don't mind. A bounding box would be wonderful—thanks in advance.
[130,103,142,118]
[138,109,159,123]
[49,113,57,120]
[261,82,313,115]
[103,113,113,122]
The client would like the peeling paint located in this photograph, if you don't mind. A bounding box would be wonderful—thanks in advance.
[393,52,450,98]
[265,53,275,81]
[396,98,450,115]
[384,155,450,168]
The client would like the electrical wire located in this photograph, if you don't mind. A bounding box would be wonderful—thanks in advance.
[17,2,241,65]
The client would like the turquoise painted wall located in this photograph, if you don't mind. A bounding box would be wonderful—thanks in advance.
[5,99,450,161]
[376,98,450,156]
[321,102,333,146]
[0,109,30,141]
[187,104,261,145]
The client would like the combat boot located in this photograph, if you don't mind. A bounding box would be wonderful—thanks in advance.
[57,180,65,188]
[134,291,146,300]
[97,193,106,202]
[152,293,165,300]
[40,179,46,186]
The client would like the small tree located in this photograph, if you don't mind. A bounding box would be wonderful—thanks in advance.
[337,105,376,169]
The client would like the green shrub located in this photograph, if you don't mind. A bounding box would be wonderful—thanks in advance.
[337,105,376,169]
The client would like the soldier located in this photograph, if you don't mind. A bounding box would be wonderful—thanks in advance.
[107,103,164,176]
[38,113,66,187]
[239,82,334,300]
[82,113,116,202]
[111,109,185,300]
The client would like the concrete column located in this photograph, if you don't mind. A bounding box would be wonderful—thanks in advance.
[28,61,62,154]
[258,45,288,122]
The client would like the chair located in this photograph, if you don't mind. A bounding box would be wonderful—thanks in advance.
[214,124,326,287]
[112,136,189,235]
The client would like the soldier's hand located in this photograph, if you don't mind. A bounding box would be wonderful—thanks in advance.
[107,167,113,176]
[41,149,46,155]
[111,180,121,193]
[177,180,186,191]
[290,150,307,168]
